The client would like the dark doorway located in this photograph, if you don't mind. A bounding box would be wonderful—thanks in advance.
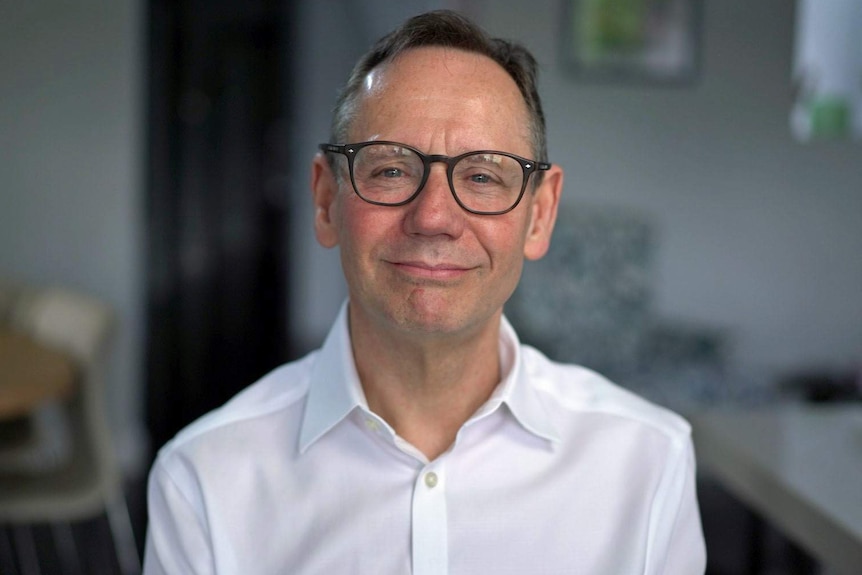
[145,0,295,459]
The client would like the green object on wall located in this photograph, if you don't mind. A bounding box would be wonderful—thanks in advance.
[580,0,647,61]
[808,96,850,138]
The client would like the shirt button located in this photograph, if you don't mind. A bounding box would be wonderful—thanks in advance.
[364,418,379,432]
[424,471,438,489]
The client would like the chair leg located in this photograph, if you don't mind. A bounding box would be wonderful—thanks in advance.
[11,525,41,575]
[50,522,82,575]
[104,492,141,575]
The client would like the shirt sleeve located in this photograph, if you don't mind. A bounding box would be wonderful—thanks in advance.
[143,455,215,575]
[649,436,707,574]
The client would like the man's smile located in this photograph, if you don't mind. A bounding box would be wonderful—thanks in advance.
[387,259,475,280]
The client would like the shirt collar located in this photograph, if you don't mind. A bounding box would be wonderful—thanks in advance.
[299,302,560,453]
[299,301,365,453]
[479,316,560,443]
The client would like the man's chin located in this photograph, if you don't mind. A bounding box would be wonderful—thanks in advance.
[387,298,498,341]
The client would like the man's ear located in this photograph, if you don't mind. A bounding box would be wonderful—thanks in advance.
[311,153,340,248]
[523,165,563,261]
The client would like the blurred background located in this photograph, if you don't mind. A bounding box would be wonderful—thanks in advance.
[1,0,860,573]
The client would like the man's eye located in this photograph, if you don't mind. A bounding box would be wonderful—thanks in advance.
[470,173,491,184]
[382,168,404,178]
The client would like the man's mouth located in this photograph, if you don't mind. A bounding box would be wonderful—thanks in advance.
[389,260,472,280]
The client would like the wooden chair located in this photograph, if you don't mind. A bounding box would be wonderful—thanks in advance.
[0,281,139,574]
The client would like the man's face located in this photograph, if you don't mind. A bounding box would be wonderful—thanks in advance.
[313,46,561,341]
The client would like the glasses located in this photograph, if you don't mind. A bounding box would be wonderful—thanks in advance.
[319,141,551,215]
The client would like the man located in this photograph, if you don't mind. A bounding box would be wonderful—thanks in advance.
[145,10,706,574]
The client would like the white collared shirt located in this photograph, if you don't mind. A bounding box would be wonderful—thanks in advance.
[144,304,706,574]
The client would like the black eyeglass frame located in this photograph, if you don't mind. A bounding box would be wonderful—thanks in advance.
[319,141,552,215]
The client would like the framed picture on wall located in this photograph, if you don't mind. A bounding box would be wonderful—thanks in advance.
[561,0,702,84]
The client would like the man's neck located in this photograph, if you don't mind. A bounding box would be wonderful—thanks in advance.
[349,307,503,461]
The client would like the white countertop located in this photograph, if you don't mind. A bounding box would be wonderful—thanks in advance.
[689,403,862,575]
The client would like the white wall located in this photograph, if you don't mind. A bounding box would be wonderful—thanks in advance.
[475,0,862,377]
[0,2,146,471]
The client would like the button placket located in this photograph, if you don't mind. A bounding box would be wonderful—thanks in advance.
[412,465,448,575]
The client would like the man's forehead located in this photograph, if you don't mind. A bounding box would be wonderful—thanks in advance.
[350,47,531,144]
[361,46,513,92]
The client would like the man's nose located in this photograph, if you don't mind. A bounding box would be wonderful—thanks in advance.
[403,164,465,237]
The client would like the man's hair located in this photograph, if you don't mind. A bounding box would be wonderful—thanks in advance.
[330,10,548,164]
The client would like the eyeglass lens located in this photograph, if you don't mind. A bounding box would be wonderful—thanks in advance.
[350,143,524,213]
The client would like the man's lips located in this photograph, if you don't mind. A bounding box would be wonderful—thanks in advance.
[389,260,473,280]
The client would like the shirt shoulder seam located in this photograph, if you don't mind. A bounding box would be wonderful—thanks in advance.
[159,355,316,457]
